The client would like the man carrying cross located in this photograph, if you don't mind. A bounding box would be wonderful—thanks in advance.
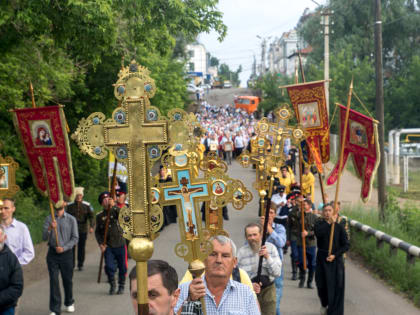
[237,223,282,315]
[95,192,127,295]
[174,236,260,314]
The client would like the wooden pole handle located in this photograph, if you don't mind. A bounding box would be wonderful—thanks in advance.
[329,79,353,255]
[49,200,60,247]
[298,145,307,270]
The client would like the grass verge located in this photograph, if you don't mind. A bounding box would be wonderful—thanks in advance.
[343,203,420,307]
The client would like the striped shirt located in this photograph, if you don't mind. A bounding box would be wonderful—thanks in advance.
[42,212,79,252]
[174,277,260,315]
[237,241,282,282]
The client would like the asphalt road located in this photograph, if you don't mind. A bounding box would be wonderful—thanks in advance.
[205,87,254,107]
[19,160,420,315]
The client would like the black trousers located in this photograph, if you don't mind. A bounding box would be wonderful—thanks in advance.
[234,147,243,158]
[47,248,74,314]
[73,232,87,268]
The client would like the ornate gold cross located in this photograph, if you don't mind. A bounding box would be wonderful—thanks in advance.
[157,153,212,314]
[72,60,168,315]
[238,106,304,193]
[203,168,253,236]
[256,106,304,176]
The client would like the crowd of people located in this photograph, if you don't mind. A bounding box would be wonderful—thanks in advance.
[197,102,255,160]
[0,102,350,315]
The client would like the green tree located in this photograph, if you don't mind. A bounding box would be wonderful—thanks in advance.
[298,0,420,133]
[218,63,242,87]
[254,74,294,114]
[0,0,227,242]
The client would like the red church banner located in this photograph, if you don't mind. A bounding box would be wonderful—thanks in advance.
[285,80,330,174]
[326,104,380,203]
[12,106,75,205]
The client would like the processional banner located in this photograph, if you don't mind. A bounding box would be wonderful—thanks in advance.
[12,106,75,204]
[326,104,380,202]
[286,81,330,173]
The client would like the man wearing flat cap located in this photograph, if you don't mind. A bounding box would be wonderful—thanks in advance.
[95,192,127,295]
[66,187,94,271]
[42,200,79,315]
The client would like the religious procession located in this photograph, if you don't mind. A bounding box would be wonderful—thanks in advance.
[2,1,420,315]
[0,57,378,315]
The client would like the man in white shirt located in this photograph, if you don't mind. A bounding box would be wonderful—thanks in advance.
[0,198,35,265]
[234,132,245,158]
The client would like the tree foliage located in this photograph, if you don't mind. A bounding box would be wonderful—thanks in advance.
[209,54,242,86]
[218,63,242,87]
[254,74,294,114]
[298,0,420,132]
[0,0,226,239]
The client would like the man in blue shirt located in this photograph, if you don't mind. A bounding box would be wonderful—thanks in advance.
[174,236,260,314]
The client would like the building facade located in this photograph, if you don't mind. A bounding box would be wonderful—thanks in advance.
[186,43,208,84]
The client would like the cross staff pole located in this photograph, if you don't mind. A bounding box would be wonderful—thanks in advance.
[329,79,353,255]
[189,248,207,315]
[97,158,118,283]
[318,172,326,204]
[295,48,307,268]
[298,145,307,270]
[256,167,278,283]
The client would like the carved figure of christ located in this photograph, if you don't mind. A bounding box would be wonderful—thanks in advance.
[165,176,206,238]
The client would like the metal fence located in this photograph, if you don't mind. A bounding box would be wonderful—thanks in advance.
[346,217,420,265]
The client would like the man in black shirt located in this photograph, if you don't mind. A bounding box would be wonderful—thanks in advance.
[315,203,349,315]
[95,192,127,295]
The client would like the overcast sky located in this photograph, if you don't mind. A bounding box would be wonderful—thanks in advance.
[199,0,326,86]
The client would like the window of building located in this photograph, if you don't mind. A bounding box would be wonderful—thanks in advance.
[188,50,194,58]
[188,62,195,72]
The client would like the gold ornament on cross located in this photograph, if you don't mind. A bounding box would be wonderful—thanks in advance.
[72,60,167,315]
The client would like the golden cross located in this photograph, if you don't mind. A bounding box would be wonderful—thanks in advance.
[258,106,304,159]
[203,168,253,236]
[158,155,213,314]
[72,60,168,315]
[104,97,167,237]
[256,106,304,175]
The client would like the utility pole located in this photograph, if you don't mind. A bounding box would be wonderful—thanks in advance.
[261,38,267,75]
[374,0,387,221]
[257,35,270,76]
[321,9,333,117]
[252,55,257,78]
